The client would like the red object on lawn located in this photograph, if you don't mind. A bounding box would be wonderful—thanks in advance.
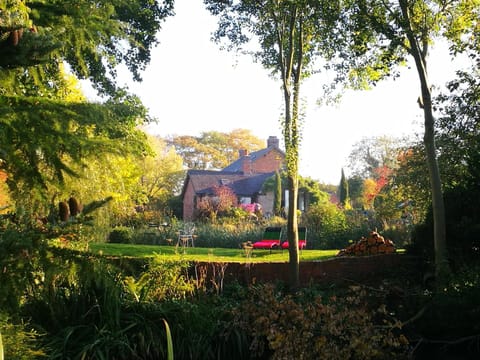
[252,227,283,250]
[281,227,307,250]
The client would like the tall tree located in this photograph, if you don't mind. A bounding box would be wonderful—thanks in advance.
[205,0,343,288]
[273,171,282,216]
[345,0,479,284]
[338,168,349,207]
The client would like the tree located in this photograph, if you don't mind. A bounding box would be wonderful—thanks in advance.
[338,168,349,207]
[0,0,59,68]
[273,171,282,216]
[140,136,185,207]
[436,67,480,189]
[347,136,404,179]
[345,0,479,283]
[205,0,344,289]
[0,92,150,200]
[24,0,175,96]
[0,1,174,207]
[167,130,264,170]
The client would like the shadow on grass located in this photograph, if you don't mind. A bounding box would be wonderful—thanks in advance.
[88,243,338,263]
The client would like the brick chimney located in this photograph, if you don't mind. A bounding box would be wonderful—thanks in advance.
[239,149,249,158]
[267,136,279,149]
[242,155,252,174]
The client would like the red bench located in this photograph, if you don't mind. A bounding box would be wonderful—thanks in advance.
[281,227,307,250]
[252,227,283,250]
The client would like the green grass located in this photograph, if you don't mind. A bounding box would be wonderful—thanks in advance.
[88,243,339,263]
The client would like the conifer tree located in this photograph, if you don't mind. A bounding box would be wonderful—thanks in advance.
[274,171,282,217]
[338,168,349,207]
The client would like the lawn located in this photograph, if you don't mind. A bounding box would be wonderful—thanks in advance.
[89,243,339,263]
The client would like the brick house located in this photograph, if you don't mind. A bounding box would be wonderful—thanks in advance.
[181,136,285,220]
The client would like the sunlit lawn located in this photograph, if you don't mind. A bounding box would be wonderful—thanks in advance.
[89,243,339,263]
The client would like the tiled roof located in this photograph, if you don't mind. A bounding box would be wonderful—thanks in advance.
[185,170,275,197]
[223,147,284,172]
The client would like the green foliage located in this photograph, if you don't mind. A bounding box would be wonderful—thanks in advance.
[302,201,348,249]
[0,94,150,199]
[167,129,264,170]
[23,0,175,95]
[108,226,134,244]
[274,171,282,216]
[0,314,45,359]
[405,265,480,358]
[162,319,174,360]
[195,222,263,248]
[436,67,480,190]
[408,185,480,265]
[338,168,349,207]
[0,226,47,314]
[124,257,196,302]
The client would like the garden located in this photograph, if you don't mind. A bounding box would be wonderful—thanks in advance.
[2,1,480,359]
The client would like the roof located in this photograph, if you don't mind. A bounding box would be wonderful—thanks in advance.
[183,170,275,197]
[222,147,285,172]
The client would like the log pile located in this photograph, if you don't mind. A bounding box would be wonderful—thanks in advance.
[337,231,396,256]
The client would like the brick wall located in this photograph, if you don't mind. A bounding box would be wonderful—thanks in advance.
[253,148,284,173]
[192,254,421,287]
[182,181,196,221]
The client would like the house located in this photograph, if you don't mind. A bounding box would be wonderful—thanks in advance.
[181,136,285,220]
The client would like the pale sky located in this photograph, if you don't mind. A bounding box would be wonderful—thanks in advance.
[105,0,466,185]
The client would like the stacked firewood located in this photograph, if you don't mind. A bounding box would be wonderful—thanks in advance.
[337,231,396,256]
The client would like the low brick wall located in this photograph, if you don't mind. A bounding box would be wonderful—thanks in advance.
[193,254,421,286]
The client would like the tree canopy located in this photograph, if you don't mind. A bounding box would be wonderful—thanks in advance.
[167,129,265,170]
[0,1,175,206]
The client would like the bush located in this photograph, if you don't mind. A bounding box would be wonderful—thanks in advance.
[223,284,409,359]
[108,226,134,244]
[407,185,480,266]
[194,222,265,248]
[0,314,45,359]
[302,202,348,249]
[406,265,480,359]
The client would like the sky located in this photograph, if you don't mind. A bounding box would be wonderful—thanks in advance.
[97,0,467,185]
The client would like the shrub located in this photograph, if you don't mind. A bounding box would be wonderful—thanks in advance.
[223,284,409,359]
[123,257,196,302]
[407,185,480,266]
[302,201,348,249]
[194,222,264,248]
[0,314,45,359]
[406,265,480,359]
[108,226,134,244]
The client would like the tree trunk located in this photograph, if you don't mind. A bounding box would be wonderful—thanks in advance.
[399,0,450,285]
[287,174,299,289]
[421,80,450,283]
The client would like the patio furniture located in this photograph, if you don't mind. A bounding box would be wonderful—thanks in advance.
[177,222,196,248]
[281,227,307,250]
[252,227,283,250]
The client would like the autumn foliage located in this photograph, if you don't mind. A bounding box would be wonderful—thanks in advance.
[363,166,393,209]
[226,284,408,359]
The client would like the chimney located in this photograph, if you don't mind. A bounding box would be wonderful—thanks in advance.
[239,149,248,158]
[267,136,279,149]
[242,155,252,174]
